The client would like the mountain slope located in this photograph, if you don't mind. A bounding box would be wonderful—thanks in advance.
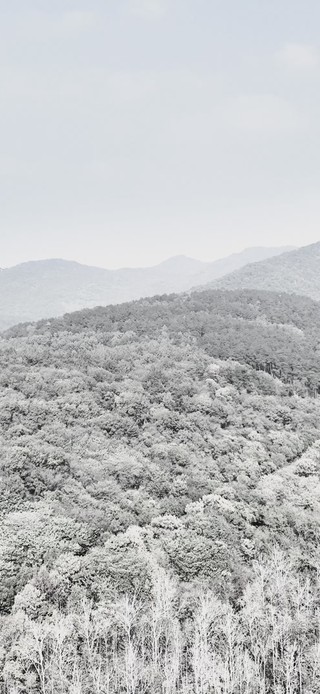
[2,287,320,571]
[205,241,320,299]
[1,287,320,603]
[0,246,294,329]
[1,287,320,691]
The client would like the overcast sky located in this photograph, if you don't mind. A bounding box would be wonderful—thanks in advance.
[1,0,320,268]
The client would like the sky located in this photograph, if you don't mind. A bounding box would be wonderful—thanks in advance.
[0,0,320,269]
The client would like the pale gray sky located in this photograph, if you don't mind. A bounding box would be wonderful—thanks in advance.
[1,0,320,268]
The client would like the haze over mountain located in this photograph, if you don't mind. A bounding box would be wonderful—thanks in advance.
[0,245,293,330]
[207,242,320,300]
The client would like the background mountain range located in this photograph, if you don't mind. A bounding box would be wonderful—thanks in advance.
[2,240,320,332]
[209,241,320,299]
[0,246,294,330]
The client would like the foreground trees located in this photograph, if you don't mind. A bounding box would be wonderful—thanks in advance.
[1,550,320,694]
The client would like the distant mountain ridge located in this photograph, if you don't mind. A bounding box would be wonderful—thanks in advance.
[206,242,320,300]
[0,246,294,329]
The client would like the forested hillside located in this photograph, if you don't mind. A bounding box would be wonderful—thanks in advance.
[206,241,320,300]
[1,288,320,692]
[0,246,293,329]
